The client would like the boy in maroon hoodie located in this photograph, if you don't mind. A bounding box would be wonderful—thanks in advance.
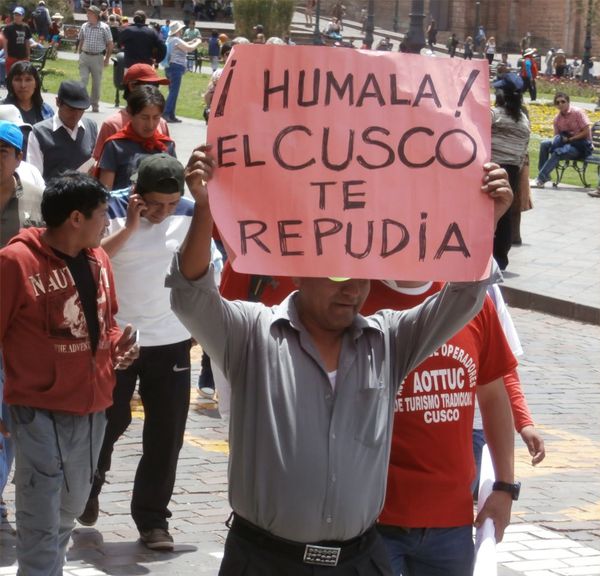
[0,172,137,576]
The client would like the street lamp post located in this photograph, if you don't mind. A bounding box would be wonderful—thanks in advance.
[405,0,425,53]
[582,0,593,82]
[393,0,400,33]
[313,0,322,45]
[474,1,481,55]
[473,2,481,38]
[364,0,375,48]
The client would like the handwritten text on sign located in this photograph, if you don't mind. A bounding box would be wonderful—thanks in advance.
[207,45,491,281]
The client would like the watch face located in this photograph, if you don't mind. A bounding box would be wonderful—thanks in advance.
[513,481,521,500]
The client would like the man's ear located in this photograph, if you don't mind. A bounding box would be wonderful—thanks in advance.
[69,210,83,227]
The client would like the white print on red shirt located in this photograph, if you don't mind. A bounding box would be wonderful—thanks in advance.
[394,344,477,424]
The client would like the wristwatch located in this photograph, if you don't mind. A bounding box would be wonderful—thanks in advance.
[492,481,521,501]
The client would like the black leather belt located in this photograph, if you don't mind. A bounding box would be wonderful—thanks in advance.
[83,51,103,55]
[228,513,376,567]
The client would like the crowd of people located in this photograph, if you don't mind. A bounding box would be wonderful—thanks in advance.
[2,3,598,575]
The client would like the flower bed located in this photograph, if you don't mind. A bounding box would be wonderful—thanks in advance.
[535,75,599,101]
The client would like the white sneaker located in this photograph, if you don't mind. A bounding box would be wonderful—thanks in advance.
[198,386,216,400]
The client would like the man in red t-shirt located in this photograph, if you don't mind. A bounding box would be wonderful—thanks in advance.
[365,280,518,576]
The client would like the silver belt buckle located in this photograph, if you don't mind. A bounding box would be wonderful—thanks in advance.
[303,544,341,566]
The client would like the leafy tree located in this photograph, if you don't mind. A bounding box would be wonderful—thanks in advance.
[233,0,294,39]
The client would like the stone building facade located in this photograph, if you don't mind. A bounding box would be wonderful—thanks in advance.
[329,0,599,56]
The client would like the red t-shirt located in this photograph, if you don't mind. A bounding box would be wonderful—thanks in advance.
[364,281,517,528]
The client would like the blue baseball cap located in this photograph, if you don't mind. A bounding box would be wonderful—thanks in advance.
[0,121,24,151]
[13,6,25,15]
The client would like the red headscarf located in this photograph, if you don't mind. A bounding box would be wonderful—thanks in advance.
[94,121,174,177]
[103,121,173,153]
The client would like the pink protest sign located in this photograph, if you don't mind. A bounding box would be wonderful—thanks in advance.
[207,45,492,281]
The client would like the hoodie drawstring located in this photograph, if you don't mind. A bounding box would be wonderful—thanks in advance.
[50,412,70,493]
[49,412,96,491]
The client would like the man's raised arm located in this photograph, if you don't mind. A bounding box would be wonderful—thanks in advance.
[180,145,215,280]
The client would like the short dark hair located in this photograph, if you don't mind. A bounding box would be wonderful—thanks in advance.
[126,84,166,115]
[554,91,570,104]
[42,172,110,228]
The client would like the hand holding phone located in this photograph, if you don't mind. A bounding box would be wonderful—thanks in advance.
[126,194,148,231]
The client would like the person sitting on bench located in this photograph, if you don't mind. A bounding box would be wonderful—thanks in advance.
[533,92,593,188]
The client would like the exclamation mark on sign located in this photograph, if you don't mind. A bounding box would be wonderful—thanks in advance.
[454,69,480,118]
[214,59,237,118]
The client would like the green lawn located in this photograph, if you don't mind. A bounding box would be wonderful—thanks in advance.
[42,57,212,120]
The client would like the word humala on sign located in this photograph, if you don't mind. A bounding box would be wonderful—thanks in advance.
[207,45,492,281]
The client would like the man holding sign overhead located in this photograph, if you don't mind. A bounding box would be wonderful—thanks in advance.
[167,46,513,575]
[167,160,511,576]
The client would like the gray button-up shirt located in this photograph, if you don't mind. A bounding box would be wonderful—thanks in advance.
[167,258,498,543]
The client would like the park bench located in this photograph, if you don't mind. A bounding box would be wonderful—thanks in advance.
[30,46,53,92]
[553,121,600,188]
[61,24,81,51]
[290,26,363,47]
[186,49,203,73]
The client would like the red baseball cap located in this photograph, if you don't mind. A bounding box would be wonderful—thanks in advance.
[123,63,170,86]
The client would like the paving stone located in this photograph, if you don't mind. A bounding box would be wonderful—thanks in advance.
[514,549,580,561]
[504,559,569,571]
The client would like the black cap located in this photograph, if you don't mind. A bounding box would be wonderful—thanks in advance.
[57,80,90,109]
[131,154,184,194]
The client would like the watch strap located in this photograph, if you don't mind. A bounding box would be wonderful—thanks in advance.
[492,480,521,501]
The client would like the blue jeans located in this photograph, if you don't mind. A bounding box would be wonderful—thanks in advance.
[164,63,186,120]
[537,135,591,183]
[0,354,14,503]
[378,525,474,576]
[472,428,486,497]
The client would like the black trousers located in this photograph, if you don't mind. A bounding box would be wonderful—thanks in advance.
[493,163,520,270]
[522,76,537,101]
[219,527,393,576]
[92,340,191,531]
